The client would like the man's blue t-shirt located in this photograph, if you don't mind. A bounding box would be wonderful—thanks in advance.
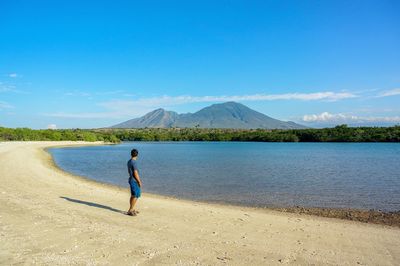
[127,159,139,182]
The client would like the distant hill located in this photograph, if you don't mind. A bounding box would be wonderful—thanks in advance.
[113,108,179,128]
[111,102,307,129]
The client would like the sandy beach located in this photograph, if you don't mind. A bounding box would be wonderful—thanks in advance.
[0,141,399,265]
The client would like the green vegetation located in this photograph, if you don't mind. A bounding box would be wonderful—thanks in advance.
[1,125,399,142]
[0,127,120,143]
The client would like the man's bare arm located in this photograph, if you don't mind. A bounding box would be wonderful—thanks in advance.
[134,170,142,187]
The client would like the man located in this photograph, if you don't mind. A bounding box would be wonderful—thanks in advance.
[127,148,142,216]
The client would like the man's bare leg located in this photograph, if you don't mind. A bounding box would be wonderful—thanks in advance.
[128,196,137,214]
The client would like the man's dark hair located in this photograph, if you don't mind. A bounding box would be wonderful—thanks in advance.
[131,149,139,157]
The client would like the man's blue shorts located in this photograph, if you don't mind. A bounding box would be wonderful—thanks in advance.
[129,178,141,198]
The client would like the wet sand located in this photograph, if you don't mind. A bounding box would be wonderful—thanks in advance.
[274,207,400,227]
[1,141,399,265]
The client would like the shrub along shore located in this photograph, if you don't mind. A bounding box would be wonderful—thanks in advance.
[1,125,399,143]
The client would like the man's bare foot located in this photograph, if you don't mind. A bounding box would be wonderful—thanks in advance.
[126,211,136,216]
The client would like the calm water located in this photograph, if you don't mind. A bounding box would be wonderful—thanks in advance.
[49,142,400,211]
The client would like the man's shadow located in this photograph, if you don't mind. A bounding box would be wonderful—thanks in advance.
[60,196,125,214]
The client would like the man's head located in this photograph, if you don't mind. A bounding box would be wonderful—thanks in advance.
[131,148,139,158]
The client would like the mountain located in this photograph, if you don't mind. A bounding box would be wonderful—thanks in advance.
[111,108,179,128]
[111,102,307,129]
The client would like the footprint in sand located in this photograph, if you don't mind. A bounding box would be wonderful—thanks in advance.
[217,256,232,262]
[278,258,290,263]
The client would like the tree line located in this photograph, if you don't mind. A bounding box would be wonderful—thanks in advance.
[0,127,120,143]
[1,125,399,142]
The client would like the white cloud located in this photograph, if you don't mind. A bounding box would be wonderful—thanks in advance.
[377,88,400,97]
[42,91,357,120]
[0,83,16,93]
[64,91,91,97]
[8,73,18,78]
[96,90,125,96]
[97,92,356,117]
[100,91,357,108]
[303,112,355,122]
[47,124,57,129]
[0,101,14,110]
[302,112,400,123]
[0,82,29,94]
[64,90,125,97]
[162,91,352,104]
[43,109,150,119]
[45,112,117,119]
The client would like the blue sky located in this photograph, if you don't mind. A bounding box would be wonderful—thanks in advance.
[1,0,399,129]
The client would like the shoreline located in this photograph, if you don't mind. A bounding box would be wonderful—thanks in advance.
[1,141,400,265]
[47,141,400,227]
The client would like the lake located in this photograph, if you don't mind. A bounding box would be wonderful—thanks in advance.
[49,142,400,211]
